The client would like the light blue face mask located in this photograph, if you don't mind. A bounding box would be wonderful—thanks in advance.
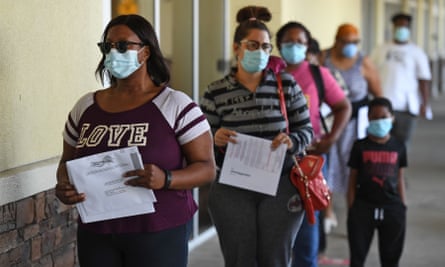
[342,43,358,58]
[240,49,270,73]
[394,27,410,42]
[280,43,307,65]
[104,48,143,79]
[367,118,393,138]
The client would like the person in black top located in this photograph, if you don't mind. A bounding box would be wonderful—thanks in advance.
[347,97,407,267]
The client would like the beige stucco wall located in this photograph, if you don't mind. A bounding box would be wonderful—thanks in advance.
[281,0,362,49]
[0,1,104,171]
[229,0,361,54]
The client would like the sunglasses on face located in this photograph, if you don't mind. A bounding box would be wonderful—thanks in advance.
[240,40,273,53]
[97,41,145,54]
[339,39,360,45]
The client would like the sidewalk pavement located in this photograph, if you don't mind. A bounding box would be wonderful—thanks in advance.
[188,93,445,267]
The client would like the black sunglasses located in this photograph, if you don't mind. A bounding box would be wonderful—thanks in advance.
[339,39,360,45]
[97,41,145,54]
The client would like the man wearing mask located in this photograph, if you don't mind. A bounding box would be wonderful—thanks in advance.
[370,13,431,148]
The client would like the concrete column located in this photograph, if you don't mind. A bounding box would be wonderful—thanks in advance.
[170,0,193,94]
[374,0,385,46]
[402,0,411,13]
[428,0,437,58]
[153,0,160,41]
[437,0,445,94]
[416,0,425,47]
[439,0,445,57]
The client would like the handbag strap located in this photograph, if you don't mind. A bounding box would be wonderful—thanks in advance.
[277,73,304,169]
[309,64,329,134]
[276,74,289,134]
[293,157,305,177]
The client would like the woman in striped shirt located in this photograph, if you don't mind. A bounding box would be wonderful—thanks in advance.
[200,6,313,267]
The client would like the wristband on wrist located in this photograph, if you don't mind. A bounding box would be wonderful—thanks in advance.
[163,169,172,189]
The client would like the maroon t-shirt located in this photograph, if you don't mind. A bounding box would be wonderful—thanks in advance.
[63,87,210,233]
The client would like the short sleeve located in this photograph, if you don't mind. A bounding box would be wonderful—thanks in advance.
[62,92,95,147]
[399,142,408,168]
[319,66,346,107]
[347,140,361,169]
[415,47,432,80]
[153,88,210,146]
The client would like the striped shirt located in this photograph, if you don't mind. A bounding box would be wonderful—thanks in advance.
[63,87,210,233]
[200,69,313,167]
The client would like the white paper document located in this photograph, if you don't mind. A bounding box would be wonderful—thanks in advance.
[66,146,157,223]
[219,133,287,196]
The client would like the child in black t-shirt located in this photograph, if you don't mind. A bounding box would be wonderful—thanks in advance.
[347,97,407,267]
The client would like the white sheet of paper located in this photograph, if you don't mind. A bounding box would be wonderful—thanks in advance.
[66,146,157,223]
[357,106,369,139]
[219,133,287,196]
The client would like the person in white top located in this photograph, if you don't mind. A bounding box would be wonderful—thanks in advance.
[370,12,431,148]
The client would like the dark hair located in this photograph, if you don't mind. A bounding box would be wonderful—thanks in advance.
[307,38,320,55]
[275,21,312,49]
[368,97,394,115]
[391,12,412,25]
[233,6,272,43]
[95,14,170,87]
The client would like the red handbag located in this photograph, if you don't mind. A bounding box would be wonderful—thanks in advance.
[289,155,330,224]
[276,74,330,225]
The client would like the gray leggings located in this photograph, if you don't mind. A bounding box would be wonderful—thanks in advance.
[208,172,304,267]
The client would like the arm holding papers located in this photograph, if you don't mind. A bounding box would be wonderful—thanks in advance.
[55,141,86,205]
[219,133,287,196]
[63,146,157,223]
[56,143,158,223]
[56,132,217,206]
[55,132,217,223]
[124,131,216,190]
[214,128,295,152]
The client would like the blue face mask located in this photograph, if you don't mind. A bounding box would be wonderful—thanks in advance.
[280,43,307,65]
[394,27,410,42]
[367,118,393,138]
[240,49,269,73]
[104,48,143,79]
[342,43,358,58]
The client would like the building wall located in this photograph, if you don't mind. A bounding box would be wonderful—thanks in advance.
[0,1,104,266]
[280,0,362,49]
[0,190,77,266]
[0,1,104,171]
[229,0,361,55]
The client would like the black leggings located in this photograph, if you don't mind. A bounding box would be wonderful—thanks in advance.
[77,221,192,267]
[347,200,406,267]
